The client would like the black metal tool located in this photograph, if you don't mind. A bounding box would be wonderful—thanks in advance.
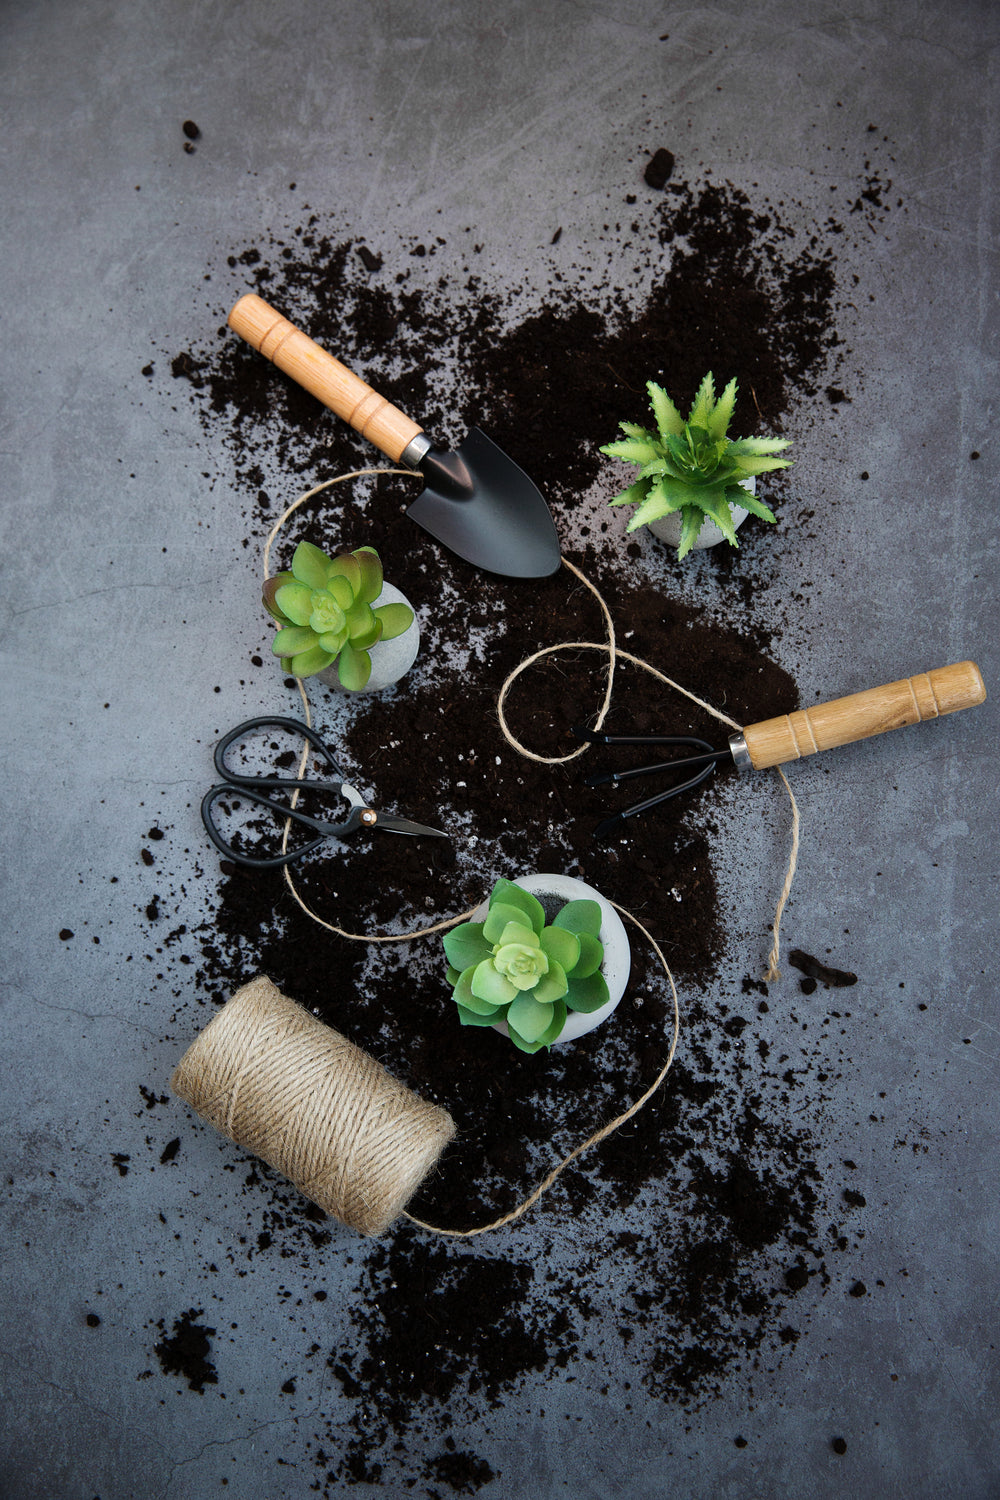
[573,659,987,840]
[201,715,447,868]
[573,729,735,839]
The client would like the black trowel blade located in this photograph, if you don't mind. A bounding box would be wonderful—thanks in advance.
[406,427,562,579]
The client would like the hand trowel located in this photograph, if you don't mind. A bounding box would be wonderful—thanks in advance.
[228,293,562,579]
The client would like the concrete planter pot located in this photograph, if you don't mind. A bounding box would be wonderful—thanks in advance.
[471,873,631,1045]
[316,582,419,694]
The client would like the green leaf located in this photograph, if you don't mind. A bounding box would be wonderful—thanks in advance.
[600,436,662,466]
[316,626,348,656]
[553,899,603,939]
[352,547,383,604]
[625,491,671,532]
[727,436,792,456]
[262,573,295,621]
[344,601,381,651]
[497,921,540,951]
[454,965,505,1015]
[291,541,334,589]
[337,642,372,691]
[443,921,491,972]
[489,880,545,935]
[651,476,703,513]
[570,931,604,978]
[676,505,705,560]
[533,961,568,1004]
[274,580,314,626]
[539,925,580,973]
[623,487,671,530]
[647,380,686,440]
[271,625,316,658]
[735,489,777,524]
[289,644,336,678]
[731,454,793,477]
[687,372,717,430]
[699,490,740,546]
[507,998,566,1052]
[483,901,532,945]
[374,602,414,641]
[327,552,362,595]
[471,960,517,1008]
[455,1002,502,1028]
[705,376,738,441]
[326,574,355,610]
[564,970,611,1014]
[506,993,554,1044]
[506,1028,546,1054]
[607,477,653,510]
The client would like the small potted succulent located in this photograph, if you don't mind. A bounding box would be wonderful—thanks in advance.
[263,541,419,692]
[442,874,630,1053]
[600,372,792,557]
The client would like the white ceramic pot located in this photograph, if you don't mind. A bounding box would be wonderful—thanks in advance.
[471,873,631,1045]
[316,581,419,694]
[646,476,755,552]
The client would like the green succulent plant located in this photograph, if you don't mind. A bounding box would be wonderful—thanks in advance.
[443,878,608,1054]
[263,541,414,691]
[600,372,792,558]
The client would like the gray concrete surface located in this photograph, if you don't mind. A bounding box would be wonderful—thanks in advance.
[2,1,997,1497]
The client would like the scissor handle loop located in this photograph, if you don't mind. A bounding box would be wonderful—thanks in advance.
[202,782,349,869]
[213,715,347,788]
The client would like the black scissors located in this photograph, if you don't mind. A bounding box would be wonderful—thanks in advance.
[201,716,447,868]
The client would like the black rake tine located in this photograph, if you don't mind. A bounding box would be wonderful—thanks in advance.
[573,726,718,749]
[592,761,718,840]
[585,746,731,787]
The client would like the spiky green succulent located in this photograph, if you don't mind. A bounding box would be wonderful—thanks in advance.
[600,373,792,558]
[443,879,608,1054]
[263,541,414,691]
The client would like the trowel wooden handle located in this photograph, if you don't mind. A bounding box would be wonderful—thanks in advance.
[228,293,424,463]
[741,661,986,771]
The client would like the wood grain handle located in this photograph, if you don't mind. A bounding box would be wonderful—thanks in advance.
[741,661,986,771]
[227,292,424,463]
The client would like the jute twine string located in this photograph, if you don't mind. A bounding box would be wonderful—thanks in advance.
[243,468,799,1235]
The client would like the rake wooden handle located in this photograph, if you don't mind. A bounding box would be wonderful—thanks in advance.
[228,292,424,463]
[740,662,986,771]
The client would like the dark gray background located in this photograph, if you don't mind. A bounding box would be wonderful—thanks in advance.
[2,2,997,1497]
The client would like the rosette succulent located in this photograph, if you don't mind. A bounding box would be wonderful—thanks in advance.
[600,372,792,558]
[443,878,608,1054]
[263,541,414,691]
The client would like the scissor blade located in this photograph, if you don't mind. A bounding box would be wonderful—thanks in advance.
[375,814,449,838]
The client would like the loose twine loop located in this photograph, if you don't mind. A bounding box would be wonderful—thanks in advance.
[185,468,800,1238]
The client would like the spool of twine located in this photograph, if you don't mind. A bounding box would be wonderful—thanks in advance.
[170,975,456,1236]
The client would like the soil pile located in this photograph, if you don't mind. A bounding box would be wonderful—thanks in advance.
[155,157,890,1491]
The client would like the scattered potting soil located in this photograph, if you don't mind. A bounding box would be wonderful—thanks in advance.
[141,144,898,1491]
[788,949,859,989]
[644,146,676,189]
[154,1308,218,1393]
